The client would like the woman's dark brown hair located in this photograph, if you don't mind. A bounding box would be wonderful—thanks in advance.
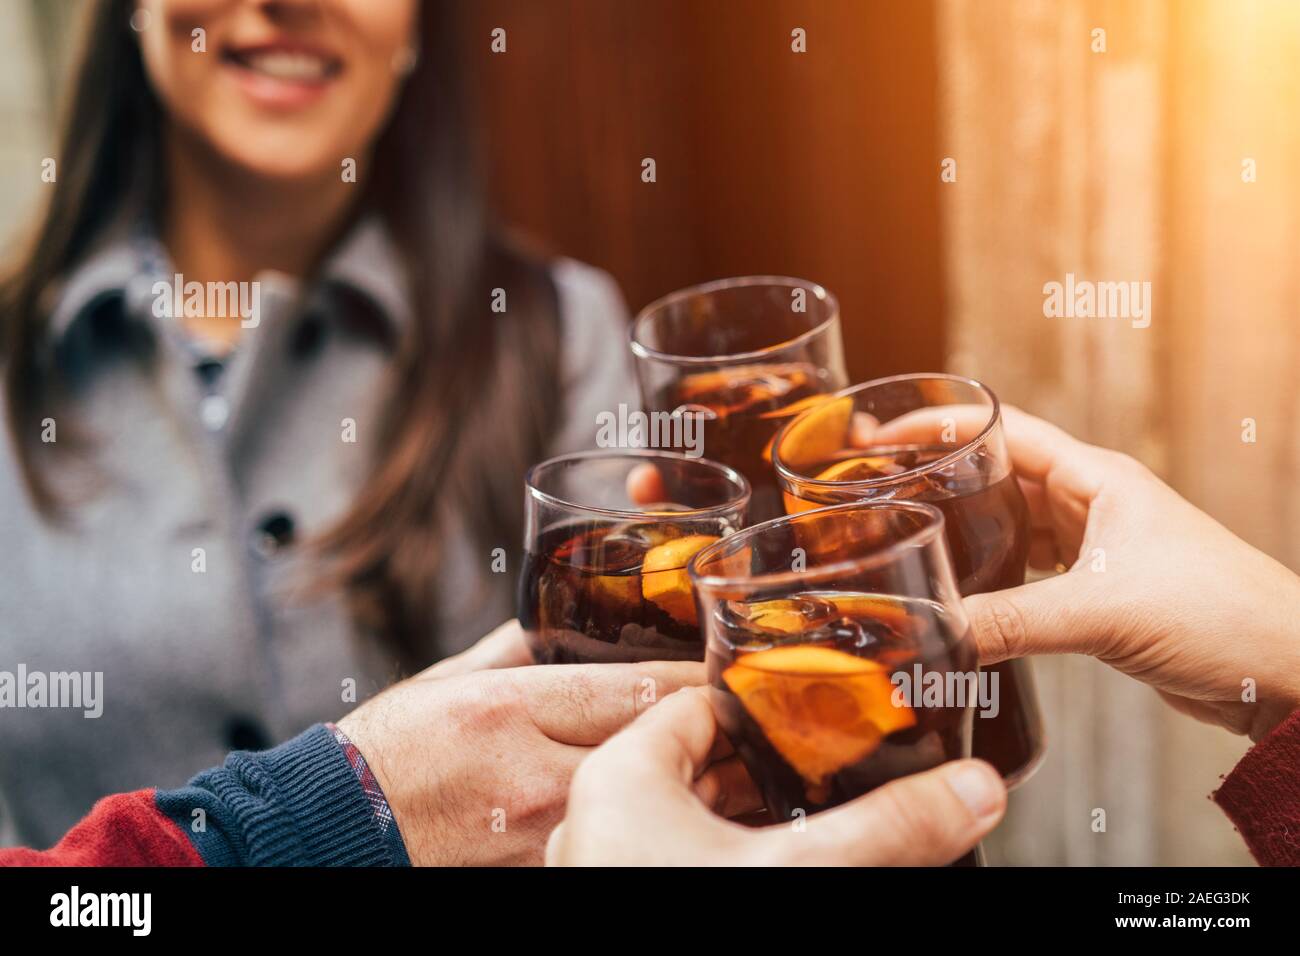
[0,0,562,671]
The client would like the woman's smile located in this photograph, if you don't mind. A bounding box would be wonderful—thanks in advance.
[133,0,416,179]
[220,40,344,110]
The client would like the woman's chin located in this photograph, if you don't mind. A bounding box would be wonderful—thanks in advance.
[206,132,353,186]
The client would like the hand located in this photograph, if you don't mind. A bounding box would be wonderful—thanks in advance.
[626,461,666,504]
[547,687,1006,866]
[338,630,703,866]
[964,407,1300,741]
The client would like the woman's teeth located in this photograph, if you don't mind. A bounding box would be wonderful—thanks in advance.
[239,52,334,82]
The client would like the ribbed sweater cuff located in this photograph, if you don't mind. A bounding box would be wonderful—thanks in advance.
[1213,707,1300,867]
[159,724,403,866]
[250,724,396,865]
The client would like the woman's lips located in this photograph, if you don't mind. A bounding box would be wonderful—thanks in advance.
[221,45,344,110]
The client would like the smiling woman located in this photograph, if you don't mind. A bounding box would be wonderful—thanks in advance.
[0,0,635,848]
[136,0,414,176]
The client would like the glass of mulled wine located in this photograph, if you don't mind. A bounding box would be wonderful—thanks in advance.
[629,277,849,523]
[689,500,977,822]
[519,450,749,664]
[770,373,1046,787]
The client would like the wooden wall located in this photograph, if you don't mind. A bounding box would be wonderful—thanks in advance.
[463,0,945,383]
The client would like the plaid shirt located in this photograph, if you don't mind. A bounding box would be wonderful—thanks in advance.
[327,722,411,865]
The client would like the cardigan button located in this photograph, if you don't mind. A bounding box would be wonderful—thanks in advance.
[253,511,295,557]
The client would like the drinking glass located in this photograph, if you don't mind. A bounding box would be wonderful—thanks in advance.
[519,450,749,664]
[630,276,849,523]
[770,373,1046,787]
[690,500,977,821]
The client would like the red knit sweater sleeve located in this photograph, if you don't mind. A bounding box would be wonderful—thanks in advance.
[0,790,203,867]
[1213,708,1300,866]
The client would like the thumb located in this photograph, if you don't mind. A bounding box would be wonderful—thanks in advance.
[579,685,718,786]
[626,462,668,505]
[417,619,533,680]
[963,570,1111,664]
[760,760,1006,866]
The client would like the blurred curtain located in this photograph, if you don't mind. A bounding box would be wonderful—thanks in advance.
[938,0,1300,864]
[468,0,946,383]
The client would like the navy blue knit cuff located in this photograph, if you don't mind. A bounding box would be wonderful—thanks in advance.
[158,724,409,866]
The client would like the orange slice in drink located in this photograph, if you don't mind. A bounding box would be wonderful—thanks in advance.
[677,364,811,419]
[722,645,915,788]
[813,455,896,482]
[758,394,832,421]
[641,534,719,624]
[760,394,843,465]
[772,395,853,471]
[590,572,641,611]
[557,530,644,611]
